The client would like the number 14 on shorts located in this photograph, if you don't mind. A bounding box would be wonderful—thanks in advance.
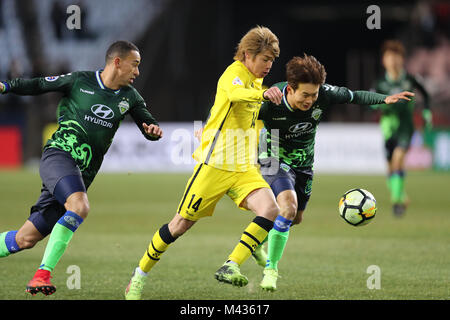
[187,194,203,212]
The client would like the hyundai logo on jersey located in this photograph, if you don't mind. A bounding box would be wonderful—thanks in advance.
[91,104,114,119]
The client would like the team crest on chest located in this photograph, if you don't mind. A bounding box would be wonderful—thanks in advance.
[311,107,322,120]
[118,99,130,115]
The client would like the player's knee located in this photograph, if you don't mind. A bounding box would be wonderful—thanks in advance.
[15,234,39,249]
[259,201,280,221]
[280,202,297,221]
[65,196,90,219]
[74,201,90,219]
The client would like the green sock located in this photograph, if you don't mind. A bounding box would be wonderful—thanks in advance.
[39,211,83,272]
[390,172,404,204]
[266,228,290,271]
[0,232,10,257]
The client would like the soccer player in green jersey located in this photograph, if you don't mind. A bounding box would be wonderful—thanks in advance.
[256,54,414,291]
[0,40,163,296]
[372,40,432,216]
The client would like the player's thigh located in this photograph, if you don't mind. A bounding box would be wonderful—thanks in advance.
[177,163,234,221]
[391,147,407,170]
[235,169,279,220]
[391,134,410,171]
[291,170,313,225]
[39,148,87,206]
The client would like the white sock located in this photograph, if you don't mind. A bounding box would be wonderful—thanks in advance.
[136,266,148,276]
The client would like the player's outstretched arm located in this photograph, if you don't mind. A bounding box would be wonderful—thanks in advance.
[1,74,75,96]
[384,91,415,104]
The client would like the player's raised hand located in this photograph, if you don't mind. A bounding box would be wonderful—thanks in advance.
[143,123,163,139]
[384,91,415,104]
[263,87,283,105]
[194,127,203,142]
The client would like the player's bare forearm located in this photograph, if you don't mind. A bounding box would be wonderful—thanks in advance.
[384,91,415,104]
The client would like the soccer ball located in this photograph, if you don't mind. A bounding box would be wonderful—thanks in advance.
[339,188,377,226]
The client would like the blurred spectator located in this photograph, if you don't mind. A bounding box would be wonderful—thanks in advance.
[51,1,66,40]
[73,1,97,40]
[0,2,4,29]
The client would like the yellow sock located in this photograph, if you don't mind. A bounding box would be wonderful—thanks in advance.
[139,224,176,273]
[228,217,274,265]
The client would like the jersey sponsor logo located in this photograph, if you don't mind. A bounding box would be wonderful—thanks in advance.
[80,88,94,95]
[45,76,59,82]
[84,115,113,128]
[289,122,313,133]
[91,104,114,120]
[232,76,243,86]
[118,100,130,115]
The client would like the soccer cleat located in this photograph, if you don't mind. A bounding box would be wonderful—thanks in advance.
[125,269,147,300]
[214,261,248,287]
[251,244,267,268]
[393,203,406,217]
[260,268,278,292]
[26,269,56,296]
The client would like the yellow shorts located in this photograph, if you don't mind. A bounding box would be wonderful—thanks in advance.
[177,163,270,221]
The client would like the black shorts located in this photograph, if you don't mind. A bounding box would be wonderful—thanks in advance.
[260,158,313,211]
[384,133,412,161]
[28,148,86,237]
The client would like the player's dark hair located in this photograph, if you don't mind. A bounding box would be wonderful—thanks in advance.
[286,54,326,90]
[105,40,139,63]
[381,40,405,57]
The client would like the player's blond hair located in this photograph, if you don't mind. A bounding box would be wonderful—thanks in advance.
[234,26,280,62]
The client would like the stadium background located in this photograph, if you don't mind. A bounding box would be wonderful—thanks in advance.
[0,0,449,301]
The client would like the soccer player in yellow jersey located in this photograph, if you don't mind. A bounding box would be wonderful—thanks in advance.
[125,26,283,300]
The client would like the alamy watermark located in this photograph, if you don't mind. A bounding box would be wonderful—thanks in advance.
[66,5,81,30]
[366,5,381,30]
[366,265,381,290]
[66,265,81,290]
[169,121,280,174]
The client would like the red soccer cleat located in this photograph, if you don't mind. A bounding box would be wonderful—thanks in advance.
[26,269,56,296]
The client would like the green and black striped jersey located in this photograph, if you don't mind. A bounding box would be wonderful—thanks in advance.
[372,71,429,141]
[258,81,387,169]
[3,70,159,186]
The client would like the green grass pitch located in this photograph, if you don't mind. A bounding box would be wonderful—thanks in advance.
[0,169,448,300]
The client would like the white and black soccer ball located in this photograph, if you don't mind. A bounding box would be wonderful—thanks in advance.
[339,188,377,226]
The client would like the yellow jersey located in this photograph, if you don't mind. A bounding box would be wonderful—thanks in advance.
[193,60,267,172]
